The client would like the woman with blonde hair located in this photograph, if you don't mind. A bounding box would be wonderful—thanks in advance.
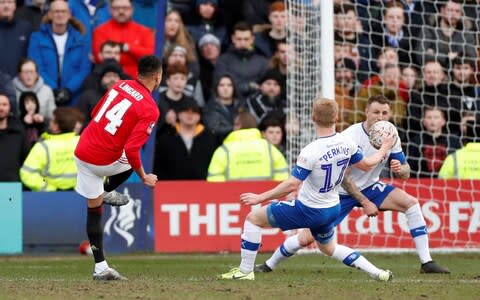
[163,10,197,63]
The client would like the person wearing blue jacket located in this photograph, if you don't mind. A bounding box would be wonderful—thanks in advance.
[27,0,91,106]
[67,0,111,48]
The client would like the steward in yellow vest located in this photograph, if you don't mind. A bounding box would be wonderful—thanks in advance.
[207,111,288,181]
[438,142,480,179]
[20,107,84,191]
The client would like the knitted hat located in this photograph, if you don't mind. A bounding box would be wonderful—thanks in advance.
[258,68,283,85]
[198,33,221,49]
[172,45,188,56]
[100,60,124,78]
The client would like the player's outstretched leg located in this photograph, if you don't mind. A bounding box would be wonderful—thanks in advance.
[404,203,450,274]
[87,204,127,281]
[324,243,393,282]
[102,169,134,206]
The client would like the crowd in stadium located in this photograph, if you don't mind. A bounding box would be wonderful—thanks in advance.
[0,0,479,191]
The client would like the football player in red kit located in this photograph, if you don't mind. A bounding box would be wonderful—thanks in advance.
[74,55,162,280]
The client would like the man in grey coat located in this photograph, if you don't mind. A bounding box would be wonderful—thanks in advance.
[214,22,269,99]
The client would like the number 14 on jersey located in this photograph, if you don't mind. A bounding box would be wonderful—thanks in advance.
[93,89,132,135]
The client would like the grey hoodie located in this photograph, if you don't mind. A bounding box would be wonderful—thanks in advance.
[12,76,56,119]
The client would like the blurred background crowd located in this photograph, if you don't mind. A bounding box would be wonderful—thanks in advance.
[0,0,479,192]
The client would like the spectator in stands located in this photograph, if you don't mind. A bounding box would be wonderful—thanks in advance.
[0,91,29,182]
[163,10,197,64]
[203,74,244,144]
[268,40,288,99]
[20,107,83,191]
[245,68,285,124]
[353,63,407,129]
[157,63,196,134]
[438,123,480,179]
[363,47,409,102]
[168,0,196,26]
[197,33,221,102]
[334,3,370,82]
[334,39,360,69]
[0,0,32,77]
[259,115,285,156]
[439,56,479,135]
[28,0,91,106]
[12,58,56,119]
[407,106,461,178]
[400,0,436,37]
[18,91,47,149]
[407,60,449,136]
[254,1,286,58]
[0,70,17,113]
[415,0,477,68]
[187,0,228,51]
[68,0,110,54]
[241,0,273,26]
[154,98,217,180]
[82,40,128,91]
[92,0,154,78]
[401,65,420,91]
[159,45,204,106]
[207,111,288,181]
[15,0,48,31]
[77,62,123,124]
[335,57,359,132]
[370,1,414,67]
[215,22,269,99]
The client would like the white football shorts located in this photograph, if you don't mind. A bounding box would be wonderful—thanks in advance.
[75,153,131,199]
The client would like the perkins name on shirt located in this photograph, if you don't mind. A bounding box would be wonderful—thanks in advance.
[320,146,350,162]
[119,82,144,101]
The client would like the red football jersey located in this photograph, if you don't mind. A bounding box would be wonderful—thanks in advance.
[75,80,159,169]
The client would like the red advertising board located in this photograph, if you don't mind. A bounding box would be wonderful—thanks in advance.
[337,179,480,250]
[154,181,287,253]
[154,180,480,253]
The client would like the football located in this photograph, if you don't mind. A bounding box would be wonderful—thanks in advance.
[368,121,398,149]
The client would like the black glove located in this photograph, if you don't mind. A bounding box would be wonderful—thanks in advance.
[53,88,72,106]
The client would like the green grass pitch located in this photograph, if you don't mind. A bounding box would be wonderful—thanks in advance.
[0,253,478,300]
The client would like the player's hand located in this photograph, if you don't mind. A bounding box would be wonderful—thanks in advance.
[240,193,263,206]
[379,131,394,151]
[361,201,378,217]
[390,159,402,173]
[142,173,158,187]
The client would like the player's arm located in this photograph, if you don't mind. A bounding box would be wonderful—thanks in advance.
[353,132,394,171]
[341,167,378,217]
[389,152,410,180]
[240,176,303,206]
[124,116,158,187]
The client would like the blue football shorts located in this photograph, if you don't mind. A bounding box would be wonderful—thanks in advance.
[334,181,395,226]
[267,199,340,244]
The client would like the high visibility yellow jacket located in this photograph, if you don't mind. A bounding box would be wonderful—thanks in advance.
[207,128,288,181]
[438,143,480,179]
[20,132,80,191]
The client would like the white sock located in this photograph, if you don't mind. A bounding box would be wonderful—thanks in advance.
[94,260,109,274]
[332,244,382,277]
[266,234,302,270]
[405,203,432,263]
[239,220,262,274]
